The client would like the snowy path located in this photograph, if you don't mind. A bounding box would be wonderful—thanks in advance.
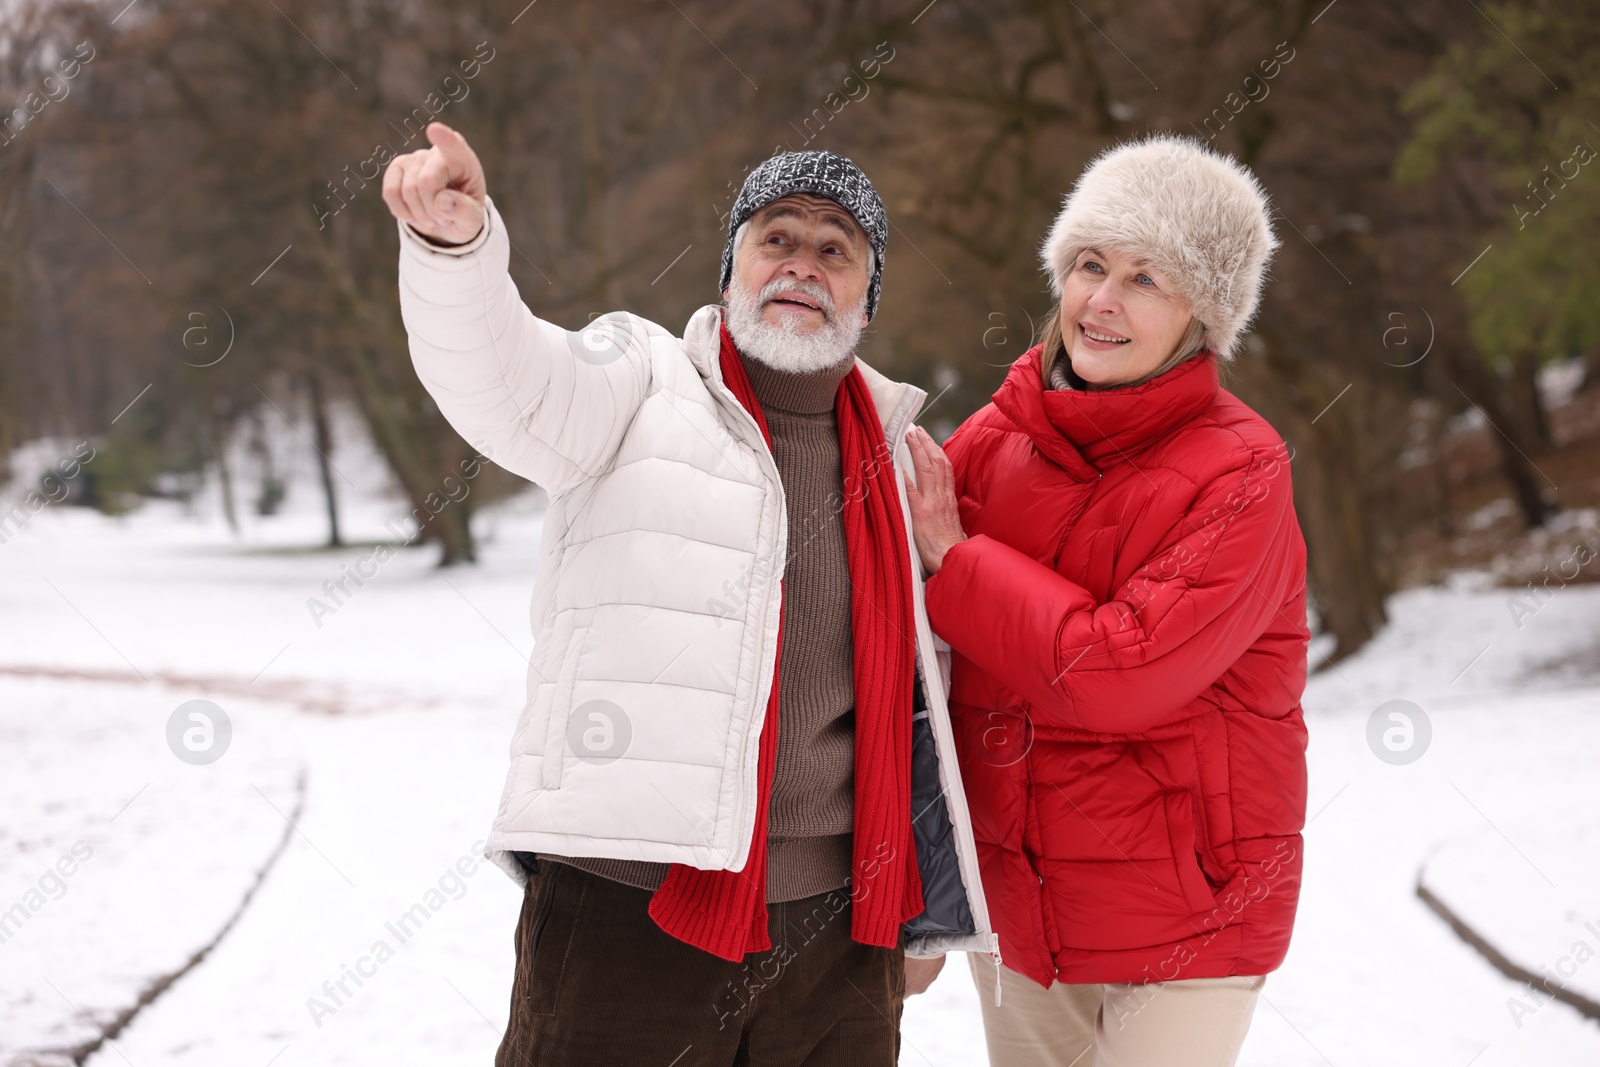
[0,673,304,1063]
[3,487,1599,1065]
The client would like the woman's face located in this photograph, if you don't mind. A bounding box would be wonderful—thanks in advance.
[1059,245,1193,388]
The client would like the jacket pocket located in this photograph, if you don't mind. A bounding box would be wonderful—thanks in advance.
[1162,790,1220,914]
[541,618,592,791]
[1032,757,1220,952]
[525,864,584,1016]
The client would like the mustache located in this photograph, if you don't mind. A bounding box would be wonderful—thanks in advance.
[758,277,835,319]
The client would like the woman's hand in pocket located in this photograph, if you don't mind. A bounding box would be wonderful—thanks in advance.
[905,425,967,573]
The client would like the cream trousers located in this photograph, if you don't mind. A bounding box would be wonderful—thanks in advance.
[968,952,1265,1067]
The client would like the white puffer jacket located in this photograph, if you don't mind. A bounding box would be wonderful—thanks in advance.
[397,198,996,958]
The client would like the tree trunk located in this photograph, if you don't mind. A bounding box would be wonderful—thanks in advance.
[210,403,239,535]
[422,501,476,566]
[1282,407,1389,667]
[298,231,481,568]
[1451,354,1558,528]
[1503,348,1554,452]
[1297,448,1389,666]
[1235,333,1390,666]
[345,389,474,564]
[1425,402,1455,536]
[1580,340,1600,393]
[304,370,343,548]
[337,341,479,567]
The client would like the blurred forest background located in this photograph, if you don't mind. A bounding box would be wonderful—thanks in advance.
[2,0,1597,664]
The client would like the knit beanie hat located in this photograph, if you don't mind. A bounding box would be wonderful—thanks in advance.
[1041,133,1280,361]
[719,150,889,321]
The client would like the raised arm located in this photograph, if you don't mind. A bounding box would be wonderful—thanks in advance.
[384,122,651,493]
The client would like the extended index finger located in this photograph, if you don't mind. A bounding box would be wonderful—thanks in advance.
[424,122,482,194]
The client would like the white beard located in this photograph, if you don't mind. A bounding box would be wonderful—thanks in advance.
[725,276,866,374]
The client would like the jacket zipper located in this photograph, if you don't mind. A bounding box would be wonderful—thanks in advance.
[706,327,996,963]
[890,390,1003,969]
[706,366,786,873]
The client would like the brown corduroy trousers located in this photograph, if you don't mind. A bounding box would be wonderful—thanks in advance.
[495,860,905,1067]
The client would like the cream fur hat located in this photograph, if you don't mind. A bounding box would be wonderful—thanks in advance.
[1041,133,1280,361]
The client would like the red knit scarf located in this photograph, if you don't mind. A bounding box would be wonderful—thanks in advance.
[646,324,925,961]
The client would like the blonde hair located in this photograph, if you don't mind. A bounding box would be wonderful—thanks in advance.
[1037,308,1208,390]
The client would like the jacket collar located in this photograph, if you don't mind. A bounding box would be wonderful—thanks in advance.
[992,345,1220,477]
[685,304,925,443]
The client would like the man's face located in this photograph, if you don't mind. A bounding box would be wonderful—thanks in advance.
[726,193,872,336]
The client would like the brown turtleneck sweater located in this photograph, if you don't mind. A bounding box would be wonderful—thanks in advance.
[538,351,860,902]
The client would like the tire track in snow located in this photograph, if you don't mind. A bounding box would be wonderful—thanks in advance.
[1416,866,1600,1026]
[28,769,308,1067]
[0,663,447,717]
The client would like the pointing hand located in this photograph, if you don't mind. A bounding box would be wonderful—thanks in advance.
[381,121,487,245]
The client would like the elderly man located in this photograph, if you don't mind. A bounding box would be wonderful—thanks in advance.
[383,123,994,1066]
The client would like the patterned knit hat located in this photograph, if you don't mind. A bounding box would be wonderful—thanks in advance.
[719,150,889,321]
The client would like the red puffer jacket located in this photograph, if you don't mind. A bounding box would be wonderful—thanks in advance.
[925,346,1309,988]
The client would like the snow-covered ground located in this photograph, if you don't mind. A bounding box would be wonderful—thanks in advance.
[2,422,1598,1065]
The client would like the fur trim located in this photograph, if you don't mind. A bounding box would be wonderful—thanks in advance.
[1041,133,1280,361]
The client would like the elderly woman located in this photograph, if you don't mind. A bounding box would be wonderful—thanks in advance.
[903,134,1310,1067]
